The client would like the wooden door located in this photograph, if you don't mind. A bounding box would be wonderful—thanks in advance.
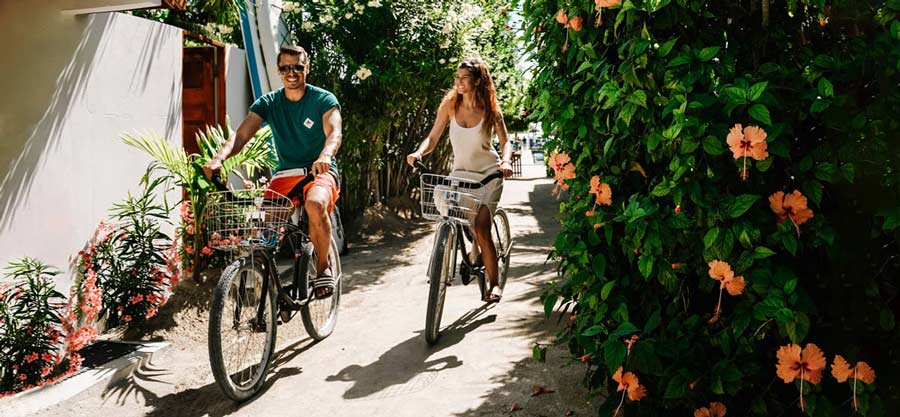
[183,46,225,155]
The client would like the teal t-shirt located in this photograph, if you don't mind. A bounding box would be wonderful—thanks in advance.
[249,85,340,172]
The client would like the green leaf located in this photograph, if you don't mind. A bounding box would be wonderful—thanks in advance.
[704,227,720,249]
[703,136,725,156]
[604,339,627,369]
[754,247,776,259]
[817,78,834,97]
[628,90,648,108]
[543,293,558,317]
[881,309,896,331]
[583,324,604,337]
[782,233,798,256]
[576,61,593,73]
[697,46,720,61]
[532,344,547,363]
[722,87,746,104]
[814,163,838,183]
[841,163,855,183]
[664,374,690,399]
[784,279,798,294]
[748,104,772,125]
[667,54,692,67]
[748,81,768,101]
[601,281,615,300]
[810,99,830,113]
[638,254,654,278]
[611,322,640,338]
[658,38,677,57]
[730,195,761,218]
[644,309,661,334]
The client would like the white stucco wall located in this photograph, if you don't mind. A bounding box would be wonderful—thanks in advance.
[225,45,252,130]
[0,6,183,289]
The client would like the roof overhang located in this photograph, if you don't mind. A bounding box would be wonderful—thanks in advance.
[62,0,185,16]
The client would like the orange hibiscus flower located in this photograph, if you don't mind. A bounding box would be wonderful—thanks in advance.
[556,9,568,25]
[831,355,876,384]
[589,176,613,206]
[777,343,827,412]
[549,151,571,172]
[594,0,621,26]
[777,343,826,384]
[832,355,876,411]
[694,402,727,417]
[769,190,814,236]
[726,124,768,180]
[612,367,646,416]
[568,16,583,31]
[707,260,746,323]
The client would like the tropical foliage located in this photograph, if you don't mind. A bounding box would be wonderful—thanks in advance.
[522,0,900,415]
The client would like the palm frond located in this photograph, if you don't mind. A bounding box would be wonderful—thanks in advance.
[122,132,192,185]
[195,121,277,179]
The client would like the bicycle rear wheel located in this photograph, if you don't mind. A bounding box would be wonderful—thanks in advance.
[492,209,512,290]
[209,255,277,401]
[301,237,342,340]
[425,224,455,345]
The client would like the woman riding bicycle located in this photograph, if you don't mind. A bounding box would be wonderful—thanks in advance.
[406,57,513,303]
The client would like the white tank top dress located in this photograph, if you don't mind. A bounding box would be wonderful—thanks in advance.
[446,114,504,216]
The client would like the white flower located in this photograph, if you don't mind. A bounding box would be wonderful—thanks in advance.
[450,57,458,62]
[439,58,446,64]
[283,2,299,13]
[441,21,453,34]
[302,21,314,30]
[355,65,373,80]
[345,12,353,18]
[367,0,382,7]
[319,14,334,23]
[440,38,451,49]
[354,3,365,13]
[220,25,233,35]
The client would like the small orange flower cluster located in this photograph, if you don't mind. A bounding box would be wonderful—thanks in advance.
[776,343,876,412]
[694,402,726,417]
[549,151,576,192]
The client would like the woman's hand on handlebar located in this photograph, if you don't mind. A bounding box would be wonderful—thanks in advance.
[406,152,422,168]
[500,160,513,178]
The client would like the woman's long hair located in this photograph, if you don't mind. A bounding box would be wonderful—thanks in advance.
[442,57,501,136]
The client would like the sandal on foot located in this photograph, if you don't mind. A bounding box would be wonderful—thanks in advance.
[483,285,502,304]
[312,267,336,299]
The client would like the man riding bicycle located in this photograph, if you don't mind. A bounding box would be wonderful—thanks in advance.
[203,45,342,299]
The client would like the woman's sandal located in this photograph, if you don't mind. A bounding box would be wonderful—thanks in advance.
[312,267,336,299]
[483,284,502,304]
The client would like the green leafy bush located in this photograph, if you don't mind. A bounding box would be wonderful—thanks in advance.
[522,0,900,415]
[73,168,179,329]
[0,259,80,395]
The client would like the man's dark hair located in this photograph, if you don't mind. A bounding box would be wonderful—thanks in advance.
[277,45,309,66]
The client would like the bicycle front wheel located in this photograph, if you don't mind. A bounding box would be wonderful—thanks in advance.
[208,255,278,401]
[301,237,342,340]
[425,224,455,345]
[492,209,512,290]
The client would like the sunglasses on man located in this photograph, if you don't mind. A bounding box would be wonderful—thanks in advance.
[278,64,305,74]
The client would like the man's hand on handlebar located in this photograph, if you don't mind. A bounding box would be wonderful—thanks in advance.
[203,157,223,180]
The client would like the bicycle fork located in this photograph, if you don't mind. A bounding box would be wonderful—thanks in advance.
[427,223,459,286]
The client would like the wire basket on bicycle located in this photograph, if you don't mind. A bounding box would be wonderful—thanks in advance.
[419,173,498,227]
[205,188,294,251]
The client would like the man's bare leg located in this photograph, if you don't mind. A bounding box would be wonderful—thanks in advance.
[305,185,333,297]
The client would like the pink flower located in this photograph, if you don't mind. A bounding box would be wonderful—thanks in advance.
[25,353,39,363]
[147,294,159,304]
[42,353,54,363]
[201,246,214,256]
[41,366,52,377]
[123,315,132,323]
[17,374,27,381]
[186,225,195,235]
[146,307,158,319]
[259,176,268,184]
[117,305,124,312]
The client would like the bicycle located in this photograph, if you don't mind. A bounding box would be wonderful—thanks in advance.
[414,161,512,345]
[204,171,341,401]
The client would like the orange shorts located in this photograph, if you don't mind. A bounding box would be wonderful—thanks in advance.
[265,168,340,213]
